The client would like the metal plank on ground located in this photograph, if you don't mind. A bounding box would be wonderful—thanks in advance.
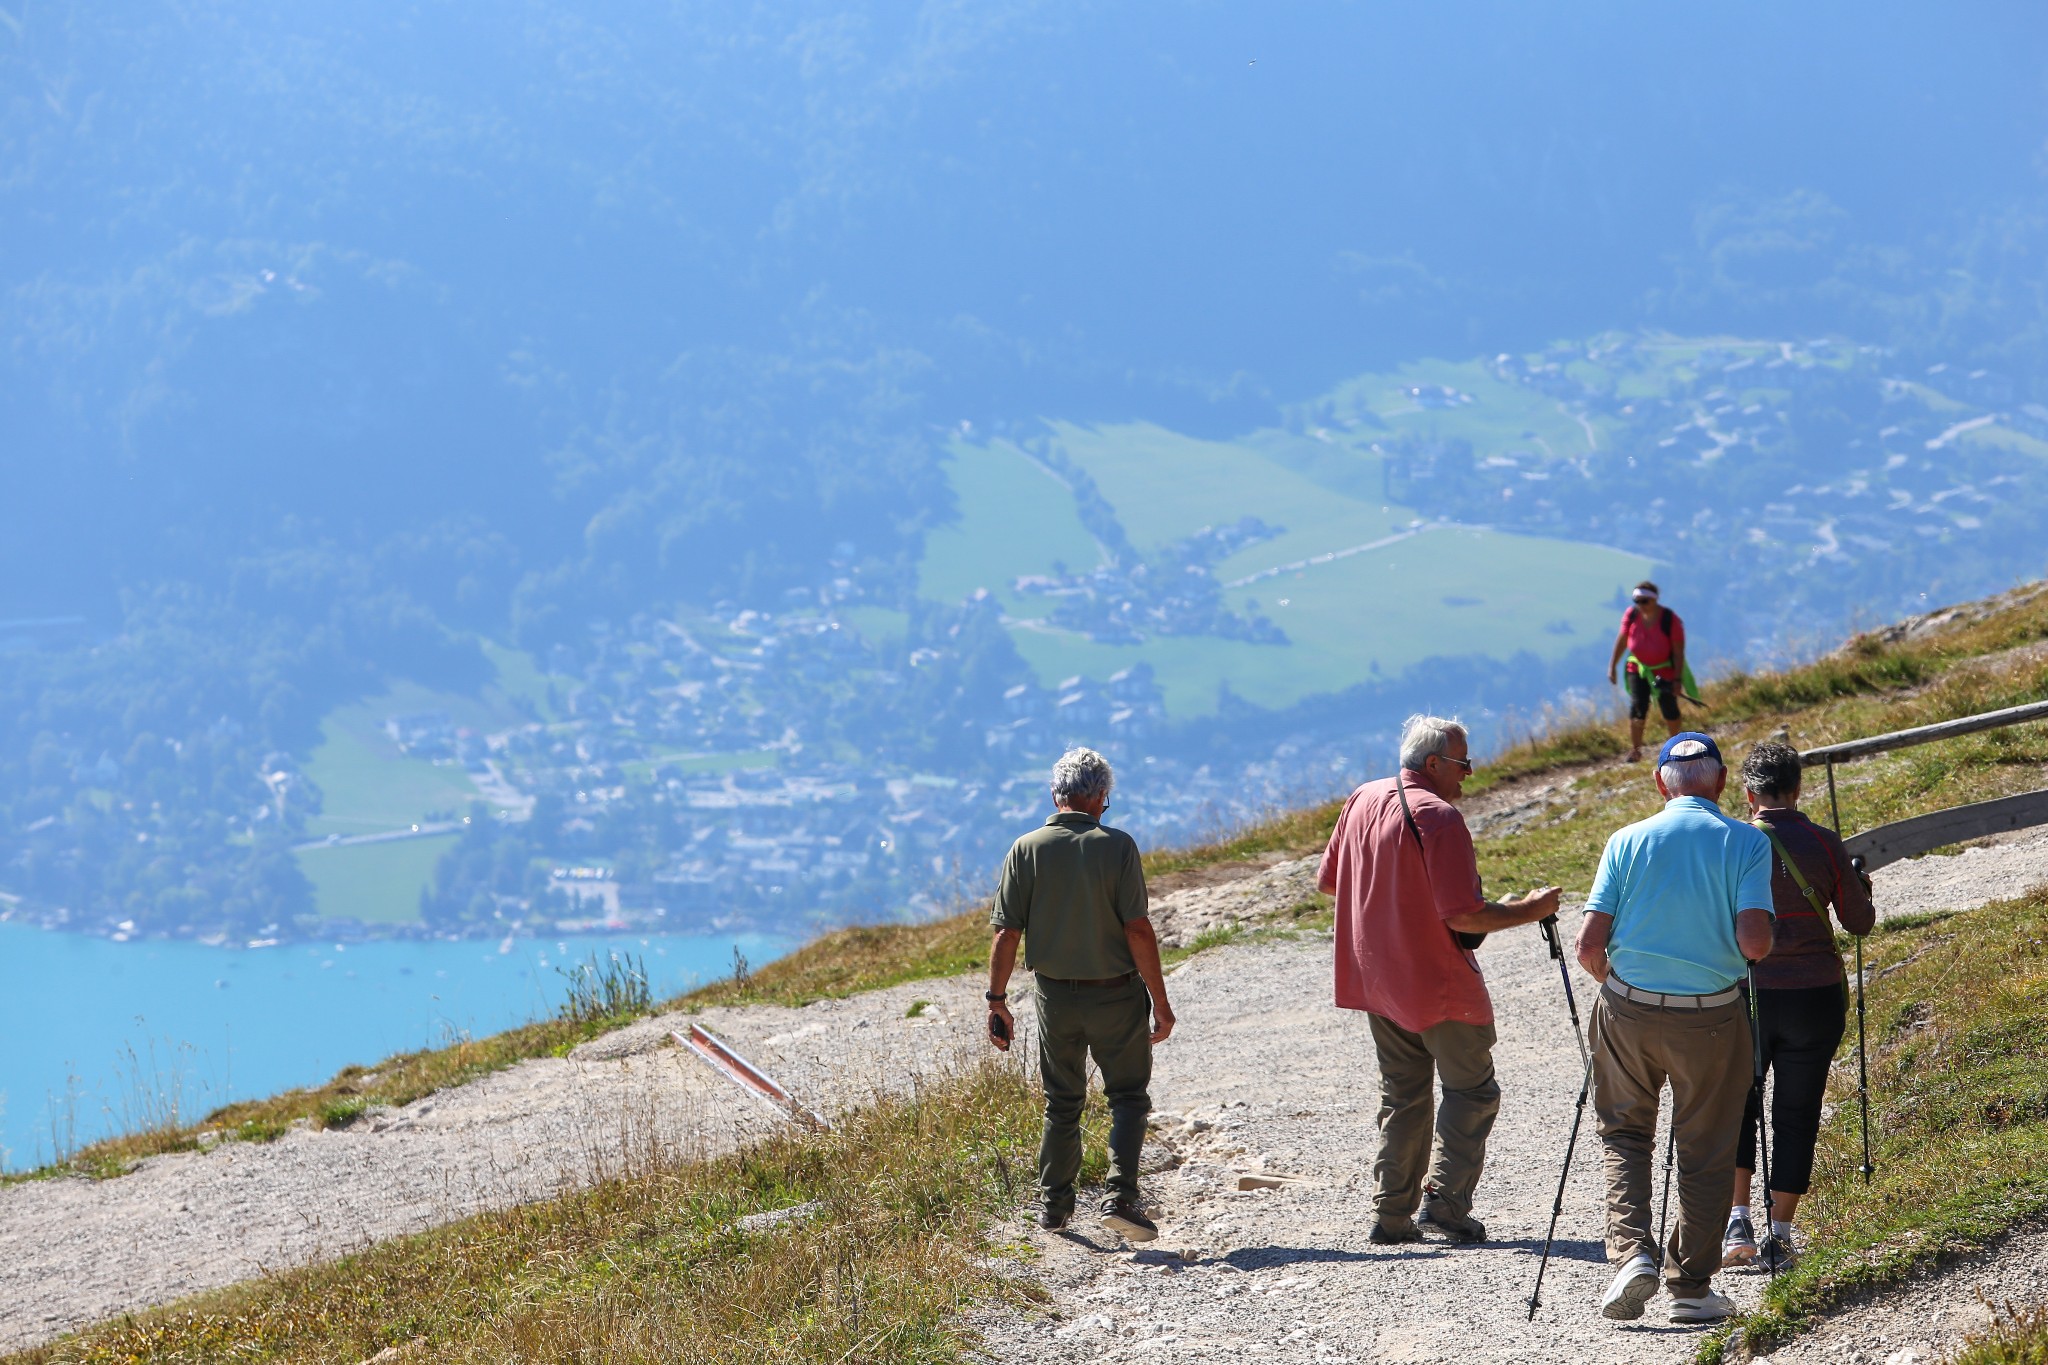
[674,1024,831,1131]
[1842,789,2048,872]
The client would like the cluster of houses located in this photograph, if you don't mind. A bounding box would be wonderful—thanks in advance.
[1009,516,1287,646]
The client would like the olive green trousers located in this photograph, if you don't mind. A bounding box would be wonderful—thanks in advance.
[1034,974,1152,1213]
[1367,1013,1501,1224]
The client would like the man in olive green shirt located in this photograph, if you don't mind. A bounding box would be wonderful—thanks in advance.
[987,747,1175,1241]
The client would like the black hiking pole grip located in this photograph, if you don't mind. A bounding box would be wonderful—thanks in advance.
[1538,913,1590,1070]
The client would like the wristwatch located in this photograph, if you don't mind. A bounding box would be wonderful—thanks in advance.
[985,991,1006,1002]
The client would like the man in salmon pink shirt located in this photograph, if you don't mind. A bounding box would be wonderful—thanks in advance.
[1318,714,1559,1245]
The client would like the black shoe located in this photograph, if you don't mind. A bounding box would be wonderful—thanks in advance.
[1757,1229,1799,1273]
[1368,1216,1422,1244]
[1419,1200,1486,1244]
[1038,1204,1072,1232]
[1101,1199,1158,1242]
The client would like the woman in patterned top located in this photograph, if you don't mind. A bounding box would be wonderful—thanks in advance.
[1723,740,1876,1272]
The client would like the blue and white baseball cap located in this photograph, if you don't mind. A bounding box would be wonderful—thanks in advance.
[1657,732,1721,765]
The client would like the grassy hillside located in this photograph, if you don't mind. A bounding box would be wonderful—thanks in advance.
[14,580,2048,1360]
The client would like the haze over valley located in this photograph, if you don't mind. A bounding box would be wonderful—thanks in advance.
[4,2,2047,1159]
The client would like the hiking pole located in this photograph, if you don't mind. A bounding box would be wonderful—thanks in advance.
[1655,1117,1676,1268]
[1529,913,1591,1319]
[1529,1045,1595,1319]
[1537,912,1589,1070]
[1747,964,1778,1279]
[1851,856,1873,1184]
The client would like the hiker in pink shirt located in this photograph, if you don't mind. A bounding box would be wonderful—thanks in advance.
[1606,580,1688,762]
[1318,714,1559,1245]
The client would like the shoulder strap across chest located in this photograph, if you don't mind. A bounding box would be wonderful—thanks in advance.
[1752,817,1826,916]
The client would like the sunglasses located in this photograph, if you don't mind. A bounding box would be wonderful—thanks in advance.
[1434,753,1474,773]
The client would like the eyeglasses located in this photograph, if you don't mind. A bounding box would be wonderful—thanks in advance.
[1434,754,1474,773]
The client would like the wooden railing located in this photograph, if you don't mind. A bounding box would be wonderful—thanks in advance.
[1799,698,2048,870]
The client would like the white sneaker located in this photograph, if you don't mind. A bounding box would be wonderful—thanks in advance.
[1669,1290,1736,1323]
[1600,1253,1659,1321]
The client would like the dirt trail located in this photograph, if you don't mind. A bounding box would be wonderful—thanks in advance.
[2,820,2044,1356]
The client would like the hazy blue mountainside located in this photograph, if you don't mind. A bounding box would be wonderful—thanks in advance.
[4,3,2048,941]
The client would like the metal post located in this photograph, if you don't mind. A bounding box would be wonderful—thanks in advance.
[1853,901,1873,1185]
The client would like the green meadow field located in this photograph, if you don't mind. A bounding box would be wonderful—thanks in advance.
[918,440,1104,610]
[926,395,1653,717]
[298,647,567,920]
[296,834,458,924]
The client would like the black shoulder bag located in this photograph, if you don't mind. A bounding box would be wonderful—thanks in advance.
[1396,773,1488,951]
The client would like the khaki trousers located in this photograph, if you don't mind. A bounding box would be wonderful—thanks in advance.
[1367,1014,1500,1223]
[1589,987,1752,1297]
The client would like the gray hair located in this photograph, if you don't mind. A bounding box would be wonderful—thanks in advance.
[1399,714,1467,771]
[1050,746,1114,804]
[1658,755,1724,797]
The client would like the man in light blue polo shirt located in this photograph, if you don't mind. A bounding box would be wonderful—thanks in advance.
[1575,732,1775,1326]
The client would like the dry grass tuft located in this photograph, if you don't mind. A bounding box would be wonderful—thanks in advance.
[1949,1297,2048,1364]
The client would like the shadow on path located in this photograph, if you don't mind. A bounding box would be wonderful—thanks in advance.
[1223,1244,1447,1270]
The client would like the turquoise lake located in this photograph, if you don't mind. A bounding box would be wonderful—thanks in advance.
[0,924,790,1170]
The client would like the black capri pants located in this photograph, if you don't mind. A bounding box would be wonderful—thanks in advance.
[1738,981,1849,1195]
[1627,669,1681,722]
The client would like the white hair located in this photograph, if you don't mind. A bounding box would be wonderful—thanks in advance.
[1658,755,1724,796]
[1399,714,1467,771]
[1050,746,1114,804]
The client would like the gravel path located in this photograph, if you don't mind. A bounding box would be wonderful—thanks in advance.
[1869,825,2048,920]
[3,823,2044,1357]
[974,926,1762,1365]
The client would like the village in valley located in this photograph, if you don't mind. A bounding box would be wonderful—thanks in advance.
[5,333,2037,947]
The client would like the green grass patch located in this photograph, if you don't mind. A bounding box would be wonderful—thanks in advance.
[1143,801,1343,879]
[920,438,1103,606]
[301,712,479,837]
[621,747,775,782]
[479,639,560,721]
[1047,418,1403,571]
[295,833,457,924]
[1327,355,1610,458]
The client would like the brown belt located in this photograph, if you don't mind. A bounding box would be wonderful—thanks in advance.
[1036,971,1136,988]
